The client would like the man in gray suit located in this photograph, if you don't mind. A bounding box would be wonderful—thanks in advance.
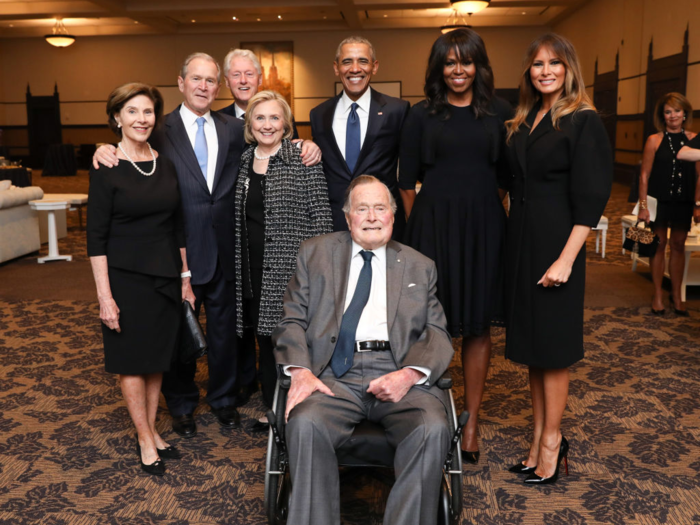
[272,175,454,525]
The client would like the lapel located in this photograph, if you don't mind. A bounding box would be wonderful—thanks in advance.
[332,232,353,330]
[527,104,554,149]
[514,105,540,178]
[165,107,209,194]
[354,88,386,175]
[322,94,351,178]
[385,240,404,335]
[211,112,228,194]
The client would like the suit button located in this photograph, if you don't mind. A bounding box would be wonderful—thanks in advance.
[331,336,336,343]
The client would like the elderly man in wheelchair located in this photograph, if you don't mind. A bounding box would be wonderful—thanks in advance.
[264,176,466,525]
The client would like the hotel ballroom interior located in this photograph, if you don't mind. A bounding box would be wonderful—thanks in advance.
[1,0,700,523]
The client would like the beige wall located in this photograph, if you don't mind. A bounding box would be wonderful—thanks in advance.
[0,26,545,128]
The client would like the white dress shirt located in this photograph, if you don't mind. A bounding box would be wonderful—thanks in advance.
[233,104,245,120]
[332,88,372,161]
[179,104,219,193]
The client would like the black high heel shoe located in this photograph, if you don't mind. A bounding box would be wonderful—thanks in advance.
[157,445,182,460]
[136,442,166,476]
[508,461,537,474]
[670,294,690,316]
[524,436,568,485]
[461,449,480,464]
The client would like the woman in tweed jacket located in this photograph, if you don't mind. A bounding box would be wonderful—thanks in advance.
[234,91,333,413]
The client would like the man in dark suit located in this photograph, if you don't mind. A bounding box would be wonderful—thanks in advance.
[309,36,410,239]
[273,176,454,525]
[93,53,246,437]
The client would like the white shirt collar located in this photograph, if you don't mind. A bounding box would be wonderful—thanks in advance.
[351,240,386,265]
[339,88,372,116]
[234,103,246,118]
[179,103,213,127]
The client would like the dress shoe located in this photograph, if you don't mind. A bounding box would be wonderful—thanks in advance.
[157,445,182,460]
[651,308,665,315]
[508,461,537,474]
[250,420,270,433]
[461,449,480,464]
[212,405,241,428]
[673,307,690,317]
[136,442,165,476]
[524,436,568,485]
[172,413,197,438]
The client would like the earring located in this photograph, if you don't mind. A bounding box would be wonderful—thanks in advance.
[117,122,122,128]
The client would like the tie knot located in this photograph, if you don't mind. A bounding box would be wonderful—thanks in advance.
[196,117,206,128]
[350,102,359,112]
[360,250,373,262]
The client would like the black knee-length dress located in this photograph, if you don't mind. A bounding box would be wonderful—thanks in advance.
[87,156,185,375]
[399,99,512,337]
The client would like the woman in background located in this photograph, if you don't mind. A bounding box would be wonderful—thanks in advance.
[88,83,193,476]
[504,33,611,484]
[399,28,511,463]
[638,93,700,315]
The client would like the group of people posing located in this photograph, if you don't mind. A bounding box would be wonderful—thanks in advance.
[87,28,616,523]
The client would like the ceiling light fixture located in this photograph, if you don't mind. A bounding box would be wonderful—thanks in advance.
[440,9,470,34]
[44,19,75,48]
[449,0,490,15]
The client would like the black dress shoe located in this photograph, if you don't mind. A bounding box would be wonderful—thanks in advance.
[250,420,270,433]
[651,308,665,315]
[524,436,569,485]
[212,405,241,428]
[508,461,537,474]
[461,449,480,464]
[172,413,197,438]
[136,442,166,476]
[673,307,690,317]
[157,445,182,459]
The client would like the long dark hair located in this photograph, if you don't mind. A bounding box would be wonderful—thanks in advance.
[424,28,494,119]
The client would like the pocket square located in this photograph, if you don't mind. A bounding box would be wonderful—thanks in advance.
[408,283,416,288]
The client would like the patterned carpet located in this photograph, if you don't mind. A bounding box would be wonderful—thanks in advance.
[0,173,699,524]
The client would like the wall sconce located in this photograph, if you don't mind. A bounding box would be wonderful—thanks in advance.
[45,19,76,48]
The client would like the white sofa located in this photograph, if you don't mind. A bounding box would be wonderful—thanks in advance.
[0,182,44,263]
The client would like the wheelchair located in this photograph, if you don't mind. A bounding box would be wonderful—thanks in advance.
[264,372,467,525]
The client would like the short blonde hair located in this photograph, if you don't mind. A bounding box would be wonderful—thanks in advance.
[654,92,693,132]
[243,91,294,144]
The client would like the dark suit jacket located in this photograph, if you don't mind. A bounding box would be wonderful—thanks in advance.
[218,102,299,139]
[272,231,454,406]
[309,88,410,236]
[150,106,245,286]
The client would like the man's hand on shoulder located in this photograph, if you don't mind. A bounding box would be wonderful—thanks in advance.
[92,144,119,169]
[367,368,424,403]
[285,367,334,422]
[293,139,322,167]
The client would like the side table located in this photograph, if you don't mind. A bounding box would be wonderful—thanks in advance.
[29,200,72,263]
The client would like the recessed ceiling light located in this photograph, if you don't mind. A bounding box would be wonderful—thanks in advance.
[134,20,138,24]
[9,24,13,27]
[232,16,237,20]
[522,11,526,15]
[278,15,282,19]
[191,19,196,23]
[257,18,261,21]
[383,14,388,17]
[323,16,327,19]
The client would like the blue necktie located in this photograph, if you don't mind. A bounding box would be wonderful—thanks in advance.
[194,117,208,182]
[345,102,361,173]
[331,250,373,378]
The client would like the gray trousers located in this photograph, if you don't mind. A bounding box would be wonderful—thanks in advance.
[285,351,451,525]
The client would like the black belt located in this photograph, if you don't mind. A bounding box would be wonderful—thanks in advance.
[355,340,391,352]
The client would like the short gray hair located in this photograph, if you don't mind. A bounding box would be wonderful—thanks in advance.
[223,48,262,77]
[180,52,221,83]
[335,36,377,62]
[342,175,397,215]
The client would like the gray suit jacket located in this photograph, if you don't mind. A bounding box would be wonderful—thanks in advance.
[272,231,454,403]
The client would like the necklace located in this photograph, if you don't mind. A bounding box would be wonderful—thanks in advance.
[664,129,685,197]
[254,144,281,161]
[118,141,157,176]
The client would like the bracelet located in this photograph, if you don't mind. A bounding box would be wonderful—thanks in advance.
[639,200,648,211]
[181,271,191,279]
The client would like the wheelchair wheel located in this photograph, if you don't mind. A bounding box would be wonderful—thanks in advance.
[438,476,451,525]
[265,426,291,524]
[449,452,463,524]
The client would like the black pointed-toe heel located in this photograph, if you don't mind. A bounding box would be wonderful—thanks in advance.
[508,461,537,474]
[524,436,568,485]
[651,308,665,315]
[461,449,480,464]
[137,442,166,476]
[157,445,182,460]
[673,307,690,317]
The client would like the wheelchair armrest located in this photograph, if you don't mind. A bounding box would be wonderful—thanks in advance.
[436,371,452,390]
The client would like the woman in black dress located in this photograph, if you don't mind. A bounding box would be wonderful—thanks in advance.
[504,34,612,484]
[399,28,511,462]
[638,93,700,315]
[88,83,193,476]
[234,90,332,425]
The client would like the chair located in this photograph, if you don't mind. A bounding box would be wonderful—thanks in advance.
[592,216,608,258]
[264,373,466,525]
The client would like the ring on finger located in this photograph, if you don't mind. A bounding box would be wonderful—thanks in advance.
[554,283,561,287]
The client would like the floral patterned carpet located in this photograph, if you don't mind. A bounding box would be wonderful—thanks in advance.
[0,174,699,524]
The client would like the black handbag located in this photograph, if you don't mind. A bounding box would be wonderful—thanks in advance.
[623,220,660,258]
[178,301,207,364]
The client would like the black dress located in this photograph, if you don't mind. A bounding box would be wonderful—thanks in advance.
[504,108,612,368]
[87,156,184,375]
[399,100,511,337]
[649,131,696,231]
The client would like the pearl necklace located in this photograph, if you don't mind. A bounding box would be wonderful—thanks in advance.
[118,141,157,176]
[254,144,281,161]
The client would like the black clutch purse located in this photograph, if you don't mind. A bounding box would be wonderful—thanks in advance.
[623,220,660,258]
[178,301,207,364]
